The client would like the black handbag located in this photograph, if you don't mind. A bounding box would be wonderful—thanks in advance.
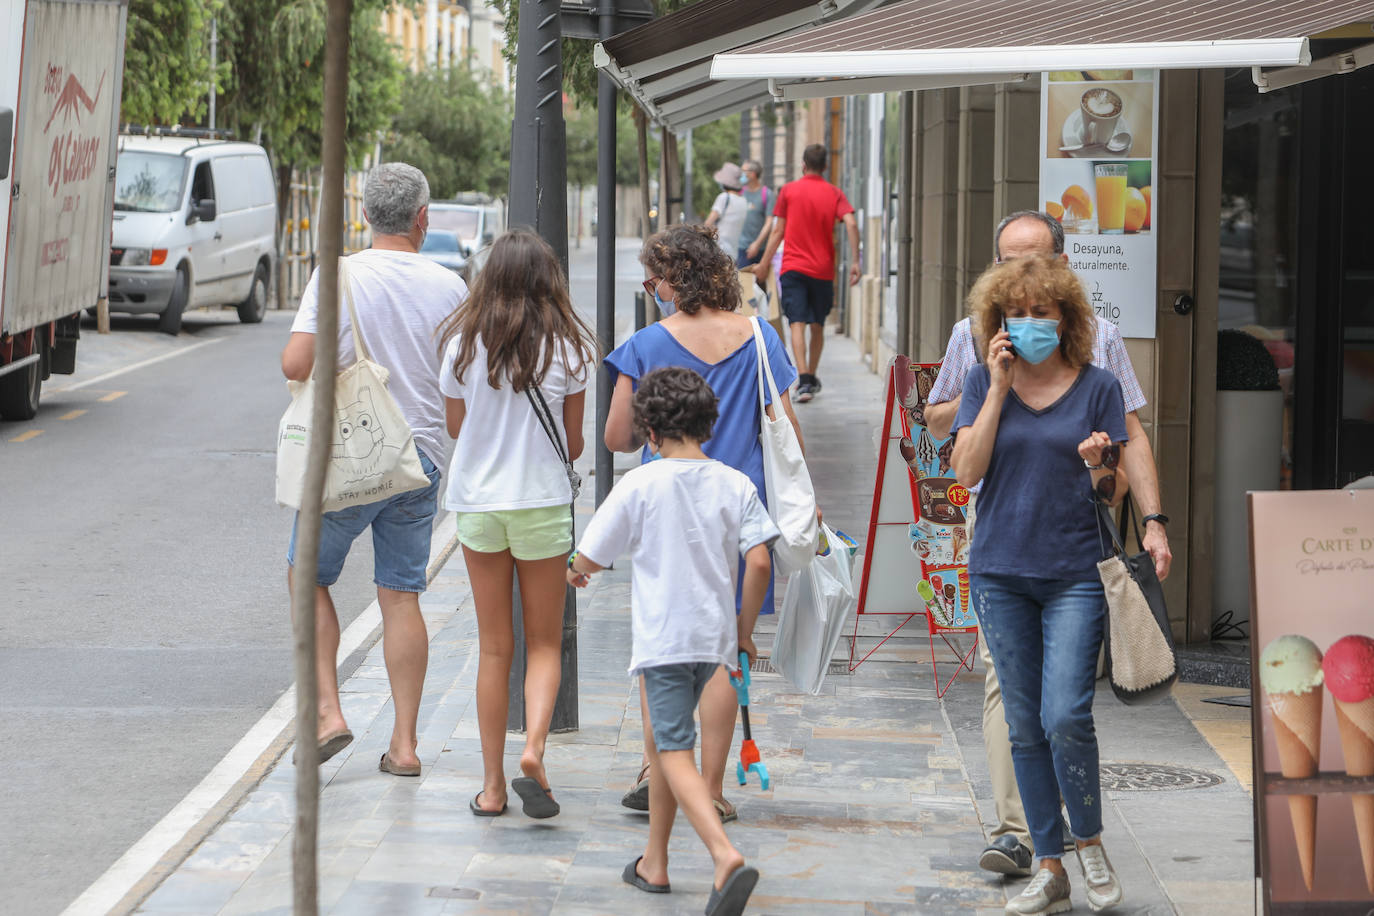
[1095,497,1177,704]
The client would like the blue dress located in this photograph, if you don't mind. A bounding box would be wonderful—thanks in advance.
[605,320,798,613]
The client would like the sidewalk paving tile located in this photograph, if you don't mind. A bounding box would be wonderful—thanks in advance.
[136,333,1254,915]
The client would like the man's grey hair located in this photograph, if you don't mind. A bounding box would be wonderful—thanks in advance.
[742,159,763,176]
[993,210,1065,260]
[363,163,430,236]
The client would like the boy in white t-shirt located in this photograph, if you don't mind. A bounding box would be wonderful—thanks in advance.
[568,367,776,916]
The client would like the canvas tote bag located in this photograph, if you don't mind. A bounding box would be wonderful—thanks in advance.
[276,259,430,512]
[751,317,818,575]
[1096,498,1178,703]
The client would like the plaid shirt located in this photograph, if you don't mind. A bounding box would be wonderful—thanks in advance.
[927,317,1147,413]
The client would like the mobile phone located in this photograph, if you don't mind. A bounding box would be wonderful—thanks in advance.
[1001,315,1016,357]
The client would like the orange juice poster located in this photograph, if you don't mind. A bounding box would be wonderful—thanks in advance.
[1250,489,1374,914]
[1039,70,1159,339]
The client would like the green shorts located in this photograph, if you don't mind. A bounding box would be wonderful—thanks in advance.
[455,505,572,560]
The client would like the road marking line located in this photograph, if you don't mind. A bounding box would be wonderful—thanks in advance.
[59,409,87,420]
[61,510,459,916]
[9,429,43,442]
[98,390,128,402]
[51,338,224,394]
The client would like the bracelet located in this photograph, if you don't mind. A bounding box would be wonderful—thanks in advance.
[1142,513,1169,528]
[1083,459,1105,470]
[566,551,580,570]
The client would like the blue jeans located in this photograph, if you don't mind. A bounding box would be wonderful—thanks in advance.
[287,448,441,592]
[971,573,1106,859]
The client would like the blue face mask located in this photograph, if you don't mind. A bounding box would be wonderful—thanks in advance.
[1004,316,1061,364]
[653,288,676,317]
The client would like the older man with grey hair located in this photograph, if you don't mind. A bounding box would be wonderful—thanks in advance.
[281,162,467,776]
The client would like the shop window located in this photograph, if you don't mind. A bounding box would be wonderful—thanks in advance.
[1219,71,1300,487]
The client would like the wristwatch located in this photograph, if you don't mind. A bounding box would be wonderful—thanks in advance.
[1142,513,1169,528]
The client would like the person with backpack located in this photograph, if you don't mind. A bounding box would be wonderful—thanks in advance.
[436,229,598,818]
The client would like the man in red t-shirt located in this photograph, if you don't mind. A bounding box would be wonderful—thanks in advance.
[753,144,860,402]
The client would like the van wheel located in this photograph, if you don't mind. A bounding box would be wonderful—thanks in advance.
[0,358,42,421]
[158,264,190,335]
[237,262,269,324]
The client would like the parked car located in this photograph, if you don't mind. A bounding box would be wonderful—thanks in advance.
[108,134,277,334]
[428,197,504,276]
[419,229,467,275]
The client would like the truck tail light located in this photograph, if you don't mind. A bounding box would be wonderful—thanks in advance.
[150,249,168,266]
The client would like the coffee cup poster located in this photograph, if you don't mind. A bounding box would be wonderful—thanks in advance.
[1039,71,1159,339]
[1249,489,1374,913]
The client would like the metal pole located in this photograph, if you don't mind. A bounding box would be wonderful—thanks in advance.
[291,0,350,911]
[634,289,646,331]
[208,17,217,130]
[507,0,576,733]
[594,0,616,509]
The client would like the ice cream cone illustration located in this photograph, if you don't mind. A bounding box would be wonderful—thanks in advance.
[1322,634,1374,894]
[1260,635,1325,891]
[917,579,951,627]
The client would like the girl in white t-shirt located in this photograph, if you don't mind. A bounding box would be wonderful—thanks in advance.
[436,229,597,819]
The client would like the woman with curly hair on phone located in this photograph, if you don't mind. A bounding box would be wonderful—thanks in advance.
[951,254,1130,915]
[604,223,803,879]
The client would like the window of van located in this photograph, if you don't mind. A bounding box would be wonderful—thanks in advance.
[114,152,187,213]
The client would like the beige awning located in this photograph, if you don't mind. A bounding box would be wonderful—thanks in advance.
[709,0,1374,99]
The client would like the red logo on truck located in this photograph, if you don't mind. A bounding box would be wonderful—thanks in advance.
[44,67,105,199]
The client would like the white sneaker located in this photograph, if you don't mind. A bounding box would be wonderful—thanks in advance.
[1076,843,1124,911]
[1005,867,1071,915]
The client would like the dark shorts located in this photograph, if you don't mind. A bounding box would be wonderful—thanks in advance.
[641,662,720,752]
[737,247,762,268]
[780,270,833,325]
[287,448,441,593]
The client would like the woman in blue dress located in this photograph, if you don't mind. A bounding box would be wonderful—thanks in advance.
[604,224,802,841]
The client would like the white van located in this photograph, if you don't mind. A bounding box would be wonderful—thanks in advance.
[428,198,505,278]
[108,134,276,334]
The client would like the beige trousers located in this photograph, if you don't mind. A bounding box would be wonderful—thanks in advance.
[967,495,1031,846]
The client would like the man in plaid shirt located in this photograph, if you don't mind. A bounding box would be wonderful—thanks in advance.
[924,210,1172,878]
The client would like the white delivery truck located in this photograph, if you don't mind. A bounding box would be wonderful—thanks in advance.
[0,0,127,420]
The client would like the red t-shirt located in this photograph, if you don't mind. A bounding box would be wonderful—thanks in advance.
[773,173,854,280]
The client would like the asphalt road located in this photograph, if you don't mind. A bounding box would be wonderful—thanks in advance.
[0,237,646,915]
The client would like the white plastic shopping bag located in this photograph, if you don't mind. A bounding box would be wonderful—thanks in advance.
[772,523,857,695]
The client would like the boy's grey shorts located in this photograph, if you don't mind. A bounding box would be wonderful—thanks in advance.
[640,662,721,752]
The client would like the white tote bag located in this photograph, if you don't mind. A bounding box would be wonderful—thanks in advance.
[773,523,857,695]
[751,317,818,575]
[275,260,431,512]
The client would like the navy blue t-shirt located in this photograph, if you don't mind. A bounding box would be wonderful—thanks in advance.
[952,364,1128,581]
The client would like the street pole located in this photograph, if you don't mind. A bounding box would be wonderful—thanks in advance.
[594,0,616,508]
[507,0,577,733]
[208,17,217,130]
[682,128,693,222]
[290,0,349,911]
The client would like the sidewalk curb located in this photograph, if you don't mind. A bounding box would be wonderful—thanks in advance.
[62,512,462,916]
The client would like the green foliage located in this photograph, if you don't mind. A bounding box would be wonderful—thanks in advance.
[565,102,598,188]
[121,0,224,124]
[383,65,512,199]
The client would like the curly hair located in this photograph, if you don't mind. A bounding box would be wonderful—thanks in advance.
[966,255,1095,369]
[632,367,719,444]
[640,224,742,315]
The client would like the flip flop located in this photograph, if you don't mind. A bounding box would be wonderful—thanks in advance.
[705,865,759,916]
[713,798,738,824]
[318,728,353,764]
[469,792,506,817]
[511,776,560,819]
[621,856,670,894]
[378,752,421,777]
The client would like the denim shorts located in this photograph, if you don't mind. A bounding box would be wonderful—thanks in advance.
[455,505,572,560]
[287,448,441,593]
[641,662,720,752]
[780,270,834,325]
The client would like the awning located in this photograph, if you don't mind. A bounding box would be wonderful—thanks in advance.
[593,0,896,132]
[711,0,1374,100]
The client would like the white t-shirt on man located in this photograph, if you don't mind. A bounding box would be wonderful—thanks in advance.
[710,191,747,255]
[291,248,467,472]
[439,334,587,512]
[576,458,779,676]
